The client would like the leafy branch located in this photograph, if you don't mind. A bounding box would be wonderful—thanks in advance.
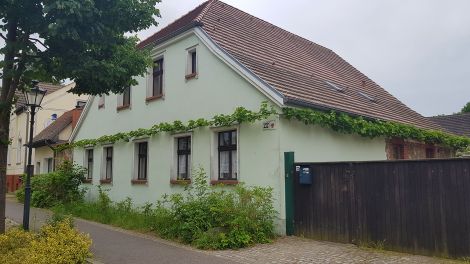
[56,103,470,152]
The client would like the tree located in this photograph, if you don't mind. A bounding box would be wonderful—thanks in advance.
[0,0,160,233]
[461,102,470,113]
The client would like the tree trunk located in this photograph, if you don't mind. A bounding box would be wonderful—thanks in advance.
[0,110,11,234]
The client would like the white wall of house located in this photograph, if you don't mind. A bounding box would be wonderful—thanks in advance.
[72,32,387,234]
[7,84,88,176]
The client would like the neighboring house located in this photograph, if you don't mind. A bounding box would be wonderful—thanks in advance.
[31,104,85,174]
[429,112,470,156]
[71,0,453,233]
[6,82,88,192]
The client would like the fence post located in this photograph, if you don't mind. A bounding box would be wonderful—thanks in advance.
[284,152,295,236]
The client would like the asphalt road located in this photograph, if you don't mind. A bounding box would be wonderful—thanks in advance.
[5,198,237,264]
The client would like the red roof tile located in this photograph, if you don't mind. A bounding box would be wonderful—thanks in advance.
[138,0,442,130]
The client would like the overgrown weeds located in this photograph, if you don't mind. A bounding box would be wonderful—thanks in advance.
[52,168,276,249]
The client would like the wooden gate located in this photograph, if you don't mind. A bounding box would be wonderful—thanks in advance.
[293,158,470,258]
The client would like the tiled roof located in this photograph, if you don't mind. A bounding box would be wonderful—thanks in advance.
[138,0,441,130]
[428,113,470,137]
[15,83,64,112]
[31,110,73,148]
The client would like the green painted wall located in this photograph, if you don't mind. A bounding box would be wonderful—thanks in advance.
[73,32,387,235]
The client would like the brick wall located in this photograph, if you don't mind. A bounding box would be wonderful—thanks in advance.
[386,138,455,160]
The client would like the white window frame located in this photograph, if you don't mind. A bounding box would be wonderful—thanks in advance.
[101,145,114,182]
[186,45,198,78]
[84,148,94,180]
[171,133,193,181]
[133,139,149,181]
[45,157,54,173]
[210,126,239,181]
[7,147,11,165]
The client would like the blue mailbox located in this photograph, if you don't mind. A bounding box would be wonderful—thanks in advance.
[298,165,312,185]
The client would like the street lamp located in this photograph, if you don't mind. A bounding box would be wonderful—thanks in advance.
[22,80,47,230]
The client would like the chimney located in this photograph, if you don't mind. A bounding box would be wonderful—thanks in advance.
[71,101,85,129]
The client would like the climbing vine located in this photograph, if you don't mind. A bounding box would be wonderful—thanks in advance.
[54,102,277,152]
[55,102,470,152]
[282,107,470,150]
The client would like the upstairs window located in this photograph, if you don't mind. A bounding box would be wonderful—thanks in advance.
[118,87,131,109]
[218,130,237,180]
[152,58,164,98]
[98,95,105,109]
[186,48,197,79]
[177,136,191,180]
[85,149,94,180]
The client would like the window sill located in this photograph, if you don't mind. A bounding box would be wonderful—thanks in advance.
[131,179,148,185]
[145,95,164,103]
[185,73,198,80]
[100,179,112,184]
[117,105,131,111]
[170,179,191,185]
[210,180,239,185]
[82,179,93,184]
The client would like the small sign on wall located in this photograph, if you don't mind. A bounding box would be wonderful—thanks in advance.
[263,120,276,130]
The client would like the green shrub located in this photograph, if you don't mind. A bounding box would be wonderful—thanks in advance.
[153,168,276,249]
[0,219,91,264]
[16,161,86,208]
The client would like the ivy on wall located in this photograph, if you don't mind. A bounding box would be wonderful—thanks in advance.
[55,102,470,152]
[282,107,470,150]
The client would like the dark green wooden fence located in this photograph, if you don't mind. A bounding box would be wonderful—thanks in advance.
[293,158,470,258]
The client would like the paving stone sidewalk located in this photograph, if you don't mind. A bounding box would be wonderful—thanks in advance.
[208,237,461,264]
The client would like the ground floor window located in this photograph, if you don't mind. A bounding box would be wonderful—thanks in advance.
[103,147,113,180]
[136,142,148,180]
[85,149,93,179]
[392,144,405,160]
[218,130,237,180]
[46,158,54,173]
[176,136,191,180]
[426,147,435,159]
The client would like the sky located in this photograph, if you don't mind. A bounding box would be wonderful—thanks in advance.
[1,1,469,116]
[137,0,470,117]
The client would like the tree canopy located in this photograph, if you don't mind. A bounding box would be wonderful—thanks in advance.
[461,102,470,113]
[0,0,160,233]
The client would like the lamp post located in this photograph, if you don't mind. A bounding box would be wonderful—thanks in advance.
[22,80,47,230]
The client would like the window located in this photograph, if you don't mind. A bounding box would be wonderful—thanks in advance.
[136,142,148,180]
[36,162,40,174]
[426,147,435,159]
[102,147,113,181]
[186,48,197,78]
[218,130,237,180]
[16,138,22,164]
[7,148,11,165]
[152,58,164,97]
[118,87,131,109]
[392,144,405,160]
[46,158,54,173]
[98,95,105,109]
[85,149,94,180]
[176,137,191,180]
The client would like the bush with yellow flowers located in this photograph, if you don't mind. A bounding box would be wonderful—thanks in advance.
[0,218,91,264]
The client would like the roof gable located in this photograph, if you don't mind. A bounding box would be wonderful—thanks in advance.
[138,0,441,130]
[14,83,65,113]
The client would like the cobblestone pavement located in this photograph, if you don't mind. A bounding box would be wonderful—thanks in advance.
[208,237,461,264]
